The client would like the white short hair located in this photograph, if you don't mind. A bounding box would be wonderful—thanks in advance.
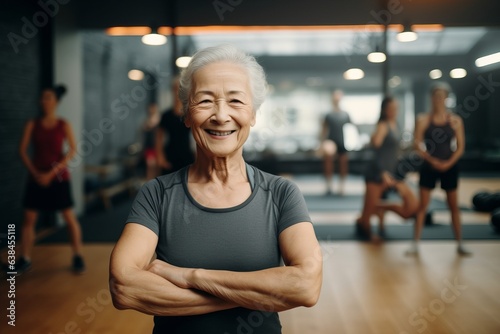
[179,44,267,114]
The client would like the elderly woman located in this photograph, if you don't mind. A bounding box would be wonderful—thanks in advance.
[109,45,322,333]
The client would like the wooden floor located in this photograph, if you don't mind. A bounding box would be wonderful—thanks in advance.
[1,242,500,334]
[2,174,499,333]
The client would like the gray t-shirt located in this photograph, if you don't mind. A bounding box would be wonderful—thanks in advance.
[126,164,312,334]
[324,110,351,145]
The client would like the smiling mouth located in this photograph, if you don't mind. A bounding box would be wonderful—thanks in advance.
[206,130,236,136]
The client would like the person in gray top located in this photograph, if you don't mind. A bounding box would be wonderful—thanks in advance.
[356,96,417,240]
[320,90,351,195]
[109,44,323,334]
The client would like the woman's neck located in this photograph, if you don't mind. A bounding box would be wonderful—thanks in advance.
[431,104,447,116]
[42,111,57,120]
[189,151,247,185]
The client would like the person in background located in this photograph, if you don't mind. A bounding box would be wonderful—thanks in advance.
[407,82,471,256]
[356,96,417,240]
[320,89,351,195]
[109,44,322,334]
[155,77,194,174]
[16,85,85,274]
[142,102,161,180]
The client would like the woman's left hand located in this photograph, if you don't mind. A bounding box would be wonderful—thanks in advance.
[147,259,194,289]
[431,159,451,172]
[36,172,54,187]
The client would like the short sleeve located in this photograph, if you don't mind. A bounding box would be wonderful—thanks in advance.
[276,179,312,234]
[345,111,351,124]
[126,178,163,235]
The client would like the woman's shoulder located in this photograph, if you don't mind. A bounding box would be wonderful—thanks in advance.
[416,112,431,128]
[417,112,431,121]
[155,168,186,189]
[251,165,300,192]
[57,117,68,124]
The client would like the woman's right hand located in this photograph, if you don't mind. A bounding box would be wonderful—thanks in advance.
[381,171,396,189]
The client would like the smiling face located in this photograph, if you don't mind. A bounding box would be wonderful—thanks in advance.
[184,61,256,159]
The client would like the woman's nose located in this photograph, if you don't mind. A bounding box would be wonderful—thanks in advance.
[212,101,231,123]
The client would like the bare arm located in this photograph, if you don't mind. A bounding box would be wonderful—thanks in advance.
[413,114,435,163]
[149,222,323,312]
[109,223,236,316]
[320,118,328,142]
[444,114,465,167]
[19,120,38,177]
[370,122,389,148]
[49,121,77,178]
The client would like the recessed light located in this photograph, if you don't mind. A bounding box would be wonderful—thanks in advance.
[175,56,192,68]
[429,69,442,80]
[141,33,167,46]
[367,51,386,63]
[343,68,365,80]
[475,52,500,67]
[128,69,144,81]
[450,68,467,79]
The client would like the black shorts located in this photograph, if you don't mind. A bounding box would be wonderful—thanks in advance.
[23,178,74,211]
[419,162,459,191]
[332,139,348,154]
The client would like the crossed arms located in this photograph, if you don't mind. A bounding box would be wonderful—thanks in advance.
[109,222,322,317]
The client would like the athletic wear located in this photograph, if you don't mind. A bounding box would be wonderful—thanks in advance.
[23,179,74,210]
[364,123,399,183]
[23,118,74,210]
[32,118,69,180]
[423,120,454,160]
[419,116,459,190]
[72,255,86,274]
[419,161,459,190]
[324,110,351,153]
[126,164,311,334]
[158,109,194,172]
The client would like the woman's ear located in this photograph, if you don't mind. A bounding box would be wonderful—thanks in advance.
[184,113,191,128]
[250,111,256,127]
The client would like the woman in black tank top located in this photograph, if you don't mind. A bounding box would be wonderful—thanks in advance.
[408,83,471,256]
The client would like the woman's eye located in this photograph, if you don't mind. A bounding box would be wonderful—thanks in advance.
[199,100,212,104]
[230,99,243,104]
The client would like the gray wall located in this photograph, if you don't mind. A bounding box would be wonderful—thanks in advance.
[82,32,172,166]
[0,2,49,234]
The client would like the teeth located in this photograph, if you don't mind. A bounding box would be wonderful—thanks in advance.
[207,130,232,136]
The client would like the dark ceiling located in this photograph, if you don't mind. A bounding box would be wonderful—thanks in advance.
[73,0,500,29]
[13,0,499,93]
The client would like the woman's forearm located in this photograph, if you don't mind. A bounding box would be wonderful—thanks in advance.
[189,265,321,312]
[110,266,236,316]
[49,148,75,177]
[20,151,38,176]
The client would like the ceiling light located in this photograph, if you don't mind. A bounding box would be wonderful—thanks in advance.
[429,69,442,80]
[175,56,192,68]
[106,26,151,36]
[475,51,500,67]
[343,68,364,80]
[397,25,418,42]
[142,30,167,46]
[367,51,386,63]
[128,69,144,81]
[450,68,467,79]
